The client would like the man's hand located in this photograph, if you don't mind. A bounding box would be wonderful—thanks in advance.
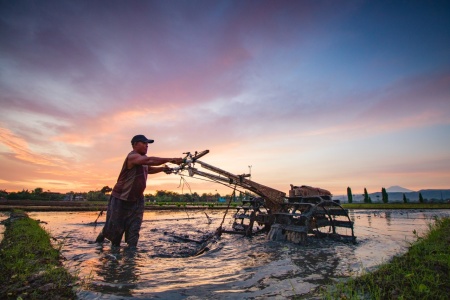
[163,164,173,174]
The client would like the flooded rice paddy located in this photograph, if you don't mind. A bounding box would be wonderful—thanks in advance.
[25,209,449,299]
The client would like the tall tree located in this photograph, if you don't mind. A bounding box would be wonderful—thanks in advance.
[403,193,408,203]
[381,187,389,203]
[347,187,353,203]
[364,188,371,203]
[419,192,424,203]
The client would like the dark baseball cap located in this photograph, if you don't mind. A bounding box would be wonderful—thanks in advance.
[131,134,154,144]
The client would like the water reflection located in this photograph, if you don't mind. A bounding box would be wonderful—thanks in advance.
[385,211,392,226]
[91,246,140,296]
[28,209,449,299]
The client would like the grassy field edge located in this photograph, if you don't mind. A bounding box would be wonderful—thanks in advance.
[1,200,449,212]
[318,216,450,299]
[0,210,77,299]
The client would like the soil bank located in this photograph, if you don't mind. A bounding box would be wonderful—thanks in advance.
[0,210,77,299]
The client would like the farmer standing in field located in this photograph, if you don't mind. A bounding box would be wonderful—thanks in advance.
[95,134,183,247]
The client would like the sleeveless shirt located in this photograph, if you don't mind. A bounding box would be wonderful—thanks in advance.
[111,151,149,201]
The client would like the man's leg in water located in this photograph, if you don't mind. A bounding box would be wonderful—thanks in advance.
[95,196,113,243]
[98,196,127,246]
[95,231,105,243]
[124,197,145,247]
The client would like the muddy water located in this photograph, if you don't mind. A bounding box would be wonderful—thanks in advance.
[29,209,449,299]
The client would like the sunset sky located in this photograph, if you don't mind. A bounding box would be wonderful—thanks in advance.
[1,0,449,197]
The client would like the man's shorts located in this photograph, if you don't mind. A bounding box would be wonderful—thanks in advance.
[101,195,145,246]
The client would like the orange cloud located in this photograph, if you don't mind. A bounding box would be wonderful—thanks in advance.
[0,127,63,166]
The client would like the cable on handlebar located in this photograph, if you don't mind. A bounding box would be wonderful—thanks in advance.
[170,150,209,175]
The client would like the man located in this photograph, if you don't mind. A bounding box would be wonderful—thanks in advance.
[96,134,183,247]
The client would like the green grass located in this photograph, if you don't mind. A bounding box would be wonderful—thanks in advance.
[342,203,450,209]
[320,217,450,300]
[145,201,238,208]
[0,210,76,299]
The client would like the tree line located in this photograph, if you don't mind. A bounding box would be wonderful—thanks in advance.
[0,186,241,202]
[2,186,438,204]
[346,186,426,204]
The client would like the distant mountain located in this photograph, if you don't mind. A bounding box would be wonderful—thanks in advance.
[386,185,414,193]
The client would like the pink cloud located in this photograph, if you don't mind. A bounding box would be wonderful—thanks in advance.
[355,69,450,130]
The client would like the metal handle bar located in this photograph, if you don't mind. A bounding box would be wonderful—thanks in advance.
[169,149,209,174]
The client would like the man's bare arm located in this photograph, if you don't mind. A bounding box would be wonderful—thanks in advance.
[148,166,171,174]
[127,153,183,169]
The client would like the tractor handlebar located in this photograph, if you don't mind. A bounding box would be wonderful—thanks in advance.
[168,149,209,174]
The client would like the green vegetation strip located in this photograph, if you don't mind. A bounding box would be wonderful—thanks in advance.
[0,210,76,299]
[321,217,450,300]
